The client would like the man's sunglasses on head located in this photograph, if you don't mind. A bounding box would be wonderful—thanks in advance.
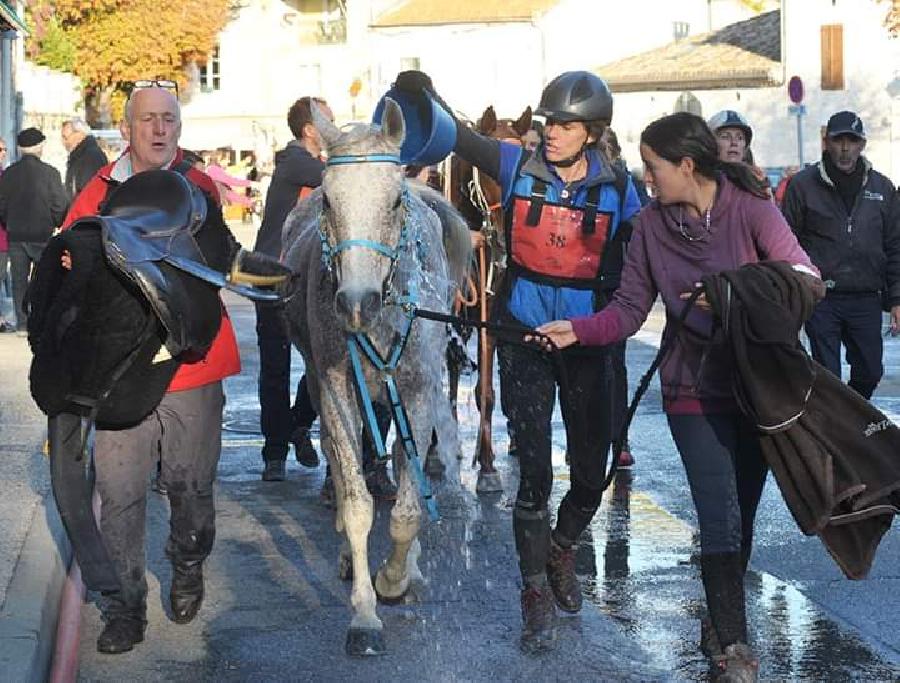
[131,79,179,96]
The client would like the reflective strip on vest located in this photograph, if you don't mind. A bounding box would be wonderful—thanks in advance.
[510,197,610,281]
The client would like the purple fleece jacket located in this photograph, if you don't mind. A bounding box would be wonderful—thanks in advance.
[571,175,818,414]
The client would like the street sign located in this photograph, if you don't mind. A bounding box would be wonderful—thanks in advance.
[788,75,804,104]
[788,104,807,116]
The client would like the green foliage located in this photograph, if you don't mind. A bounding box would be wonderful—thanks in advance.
[31,17,77,72]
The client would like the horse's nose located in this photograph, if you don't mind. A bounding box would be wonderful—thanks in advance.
[335,287,382,331]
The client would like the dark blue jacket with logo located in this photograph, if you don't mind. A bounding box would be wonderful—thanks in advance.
[456,126,641,328]
[782,158,900,305]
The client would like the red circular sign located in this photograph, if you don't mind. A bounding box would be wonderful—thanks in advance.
[788,76,804,104]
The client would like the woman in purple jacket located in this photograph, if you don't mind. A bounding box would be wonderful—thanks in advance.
[538,113,821,681]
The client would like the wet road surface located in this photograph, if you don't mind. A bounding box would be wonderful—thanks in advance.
[75,294,900,681]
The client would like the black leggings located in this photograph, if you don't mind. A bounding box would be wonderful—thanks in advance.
[498,341,612,577]
[667,413,768,557]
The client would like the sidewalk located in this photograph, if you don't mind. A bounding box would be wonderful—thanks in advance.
[0,330,71,682]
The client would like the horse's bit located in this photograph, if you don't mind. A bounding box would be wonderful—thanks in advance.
[317,152,438,521]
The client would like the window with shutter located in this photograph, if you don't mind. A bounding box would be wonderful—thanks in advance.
[821,24,844,91]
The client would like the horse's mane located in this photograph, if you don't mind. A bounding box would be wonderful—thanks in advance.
[407,181,471,294]
[327,122,397,158]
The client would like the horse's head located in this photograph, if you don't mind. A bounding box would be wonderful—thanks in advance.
[313,99,406,333]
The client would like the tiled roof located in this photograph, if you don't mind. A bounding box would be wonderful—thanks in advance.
[371,0,559,27]
[595,10,781,92]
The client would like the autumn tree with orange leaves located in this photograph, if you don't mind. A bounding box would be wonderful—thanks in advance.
[880,0,900,35]
[27,0,231,125]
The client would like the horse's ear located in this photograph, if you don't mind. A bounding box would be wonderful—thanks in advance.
[380,97,406,149]
[513,106,533,139]
[311,100,341,148]
[478,106,497,136]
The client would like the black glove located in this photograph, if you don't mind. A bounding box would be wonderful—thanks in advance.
[229,248,291,287]
[394,70,456,122]
[395,70,435,96]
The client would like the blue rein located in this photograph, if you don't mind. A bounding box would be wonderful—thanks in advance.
[319,151,438,521]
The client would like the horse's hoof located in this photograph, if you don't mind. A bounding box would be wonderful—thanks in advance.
[476,470,503,494]
[338,554,353,581]
[374,569,410,605]
[345,627,386,657]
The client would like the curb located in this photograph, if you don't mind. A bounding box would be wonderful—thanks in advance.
[0,495,71,683]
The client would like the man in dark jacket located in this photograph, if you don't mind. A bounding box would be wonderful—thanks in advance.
[0,127,68,331]
[782,111,900,399]
[253,96,328,481]
[62,118,108,200]
[253,98,397,499]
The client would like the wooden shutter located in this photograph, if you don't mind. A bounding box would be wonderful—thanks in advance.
[821,24,844,91]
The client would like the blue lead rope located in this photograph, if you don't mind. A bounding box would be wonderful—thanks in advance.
[346,310,438,522]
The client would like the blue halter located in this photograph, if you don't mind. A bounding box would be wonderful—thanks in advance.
[318,153,409,269]
[318,151,438,521]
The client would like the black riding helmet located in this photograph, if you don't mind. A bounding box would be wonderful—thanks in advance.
[535,71,613,124]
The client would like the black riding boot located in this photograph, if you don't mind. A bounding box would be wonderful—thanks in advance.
[700,552,748,651]
[514,508,556,652]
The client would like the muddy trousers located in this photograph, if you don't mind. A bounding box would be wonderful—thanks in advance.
[498,342,612,581]
[668,413,768,648]
[94,383,225,622]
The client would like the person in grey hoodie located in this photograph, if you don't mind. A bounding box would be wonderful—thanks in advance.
[537,112,822,681]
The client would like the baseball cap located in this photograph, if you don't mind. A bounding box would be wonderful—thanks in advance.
[825,111,866,140]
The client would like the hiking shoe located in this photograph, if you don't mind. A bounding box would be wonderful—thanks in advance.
[291,428,319,468]
[97,616,145,654]
[365,466,398,501]
[546,537,582,613]
[320,475,336,508]
[713,643,759,683]
[617,448,634,468]
[262,460,286,482]
[520,584,557,653]
[170,563,204,624]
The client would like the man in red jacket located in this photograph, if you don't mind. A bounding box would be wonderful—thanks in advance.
[64,83,241,654]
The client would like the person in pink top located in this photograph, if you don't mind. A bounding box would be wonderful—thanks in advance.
[537,112,822,681]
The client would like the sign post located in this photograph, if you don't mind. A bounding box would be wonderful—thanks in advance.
[788,76,805,166]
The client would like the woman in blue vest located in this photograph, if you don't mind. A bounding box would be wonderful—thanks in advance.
[396,70,642,652]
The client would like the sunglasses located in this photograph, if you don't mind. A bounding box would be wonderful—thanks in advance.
[131,79,179,96]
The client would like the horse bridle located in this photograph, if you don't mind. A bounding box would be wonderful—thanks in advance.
[317,153,412,272]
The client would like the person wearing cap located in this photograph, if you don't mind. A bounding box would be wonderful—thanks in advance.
[0,127,69,332]
[395,69,641,652]
[782,111,900,399]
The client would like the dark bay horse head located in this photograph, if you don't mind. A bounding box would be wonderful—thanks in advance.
[312,100,406,332]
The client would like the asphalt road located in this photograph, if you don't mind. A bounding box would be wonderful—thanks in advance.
[74,281,900,681]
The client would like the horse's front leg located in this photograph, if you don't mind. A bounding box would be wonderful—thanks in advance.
[374,389,426,603]
[319,381,384,656]
[476,333,503,493]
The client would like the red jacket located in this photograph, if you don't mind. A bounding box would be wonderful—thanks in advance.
[62,149,241,392]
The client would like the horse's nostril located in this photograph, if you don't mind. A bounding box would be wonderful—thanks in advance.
[335,288,382,329]
[360,290,382,318]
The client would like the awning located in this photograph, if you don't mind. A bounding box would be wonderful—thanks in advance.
[0,1,28,33]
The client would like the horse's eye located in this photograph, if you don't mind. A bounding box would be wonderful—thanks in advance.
[393,195,402,210]
[322,193,331,209]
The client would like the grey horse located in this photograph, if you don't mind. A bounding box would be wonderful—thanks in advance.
[280,100,471,656]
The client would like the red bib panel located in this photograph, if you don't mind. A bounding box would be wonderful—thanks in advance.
[510,197,609,281]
